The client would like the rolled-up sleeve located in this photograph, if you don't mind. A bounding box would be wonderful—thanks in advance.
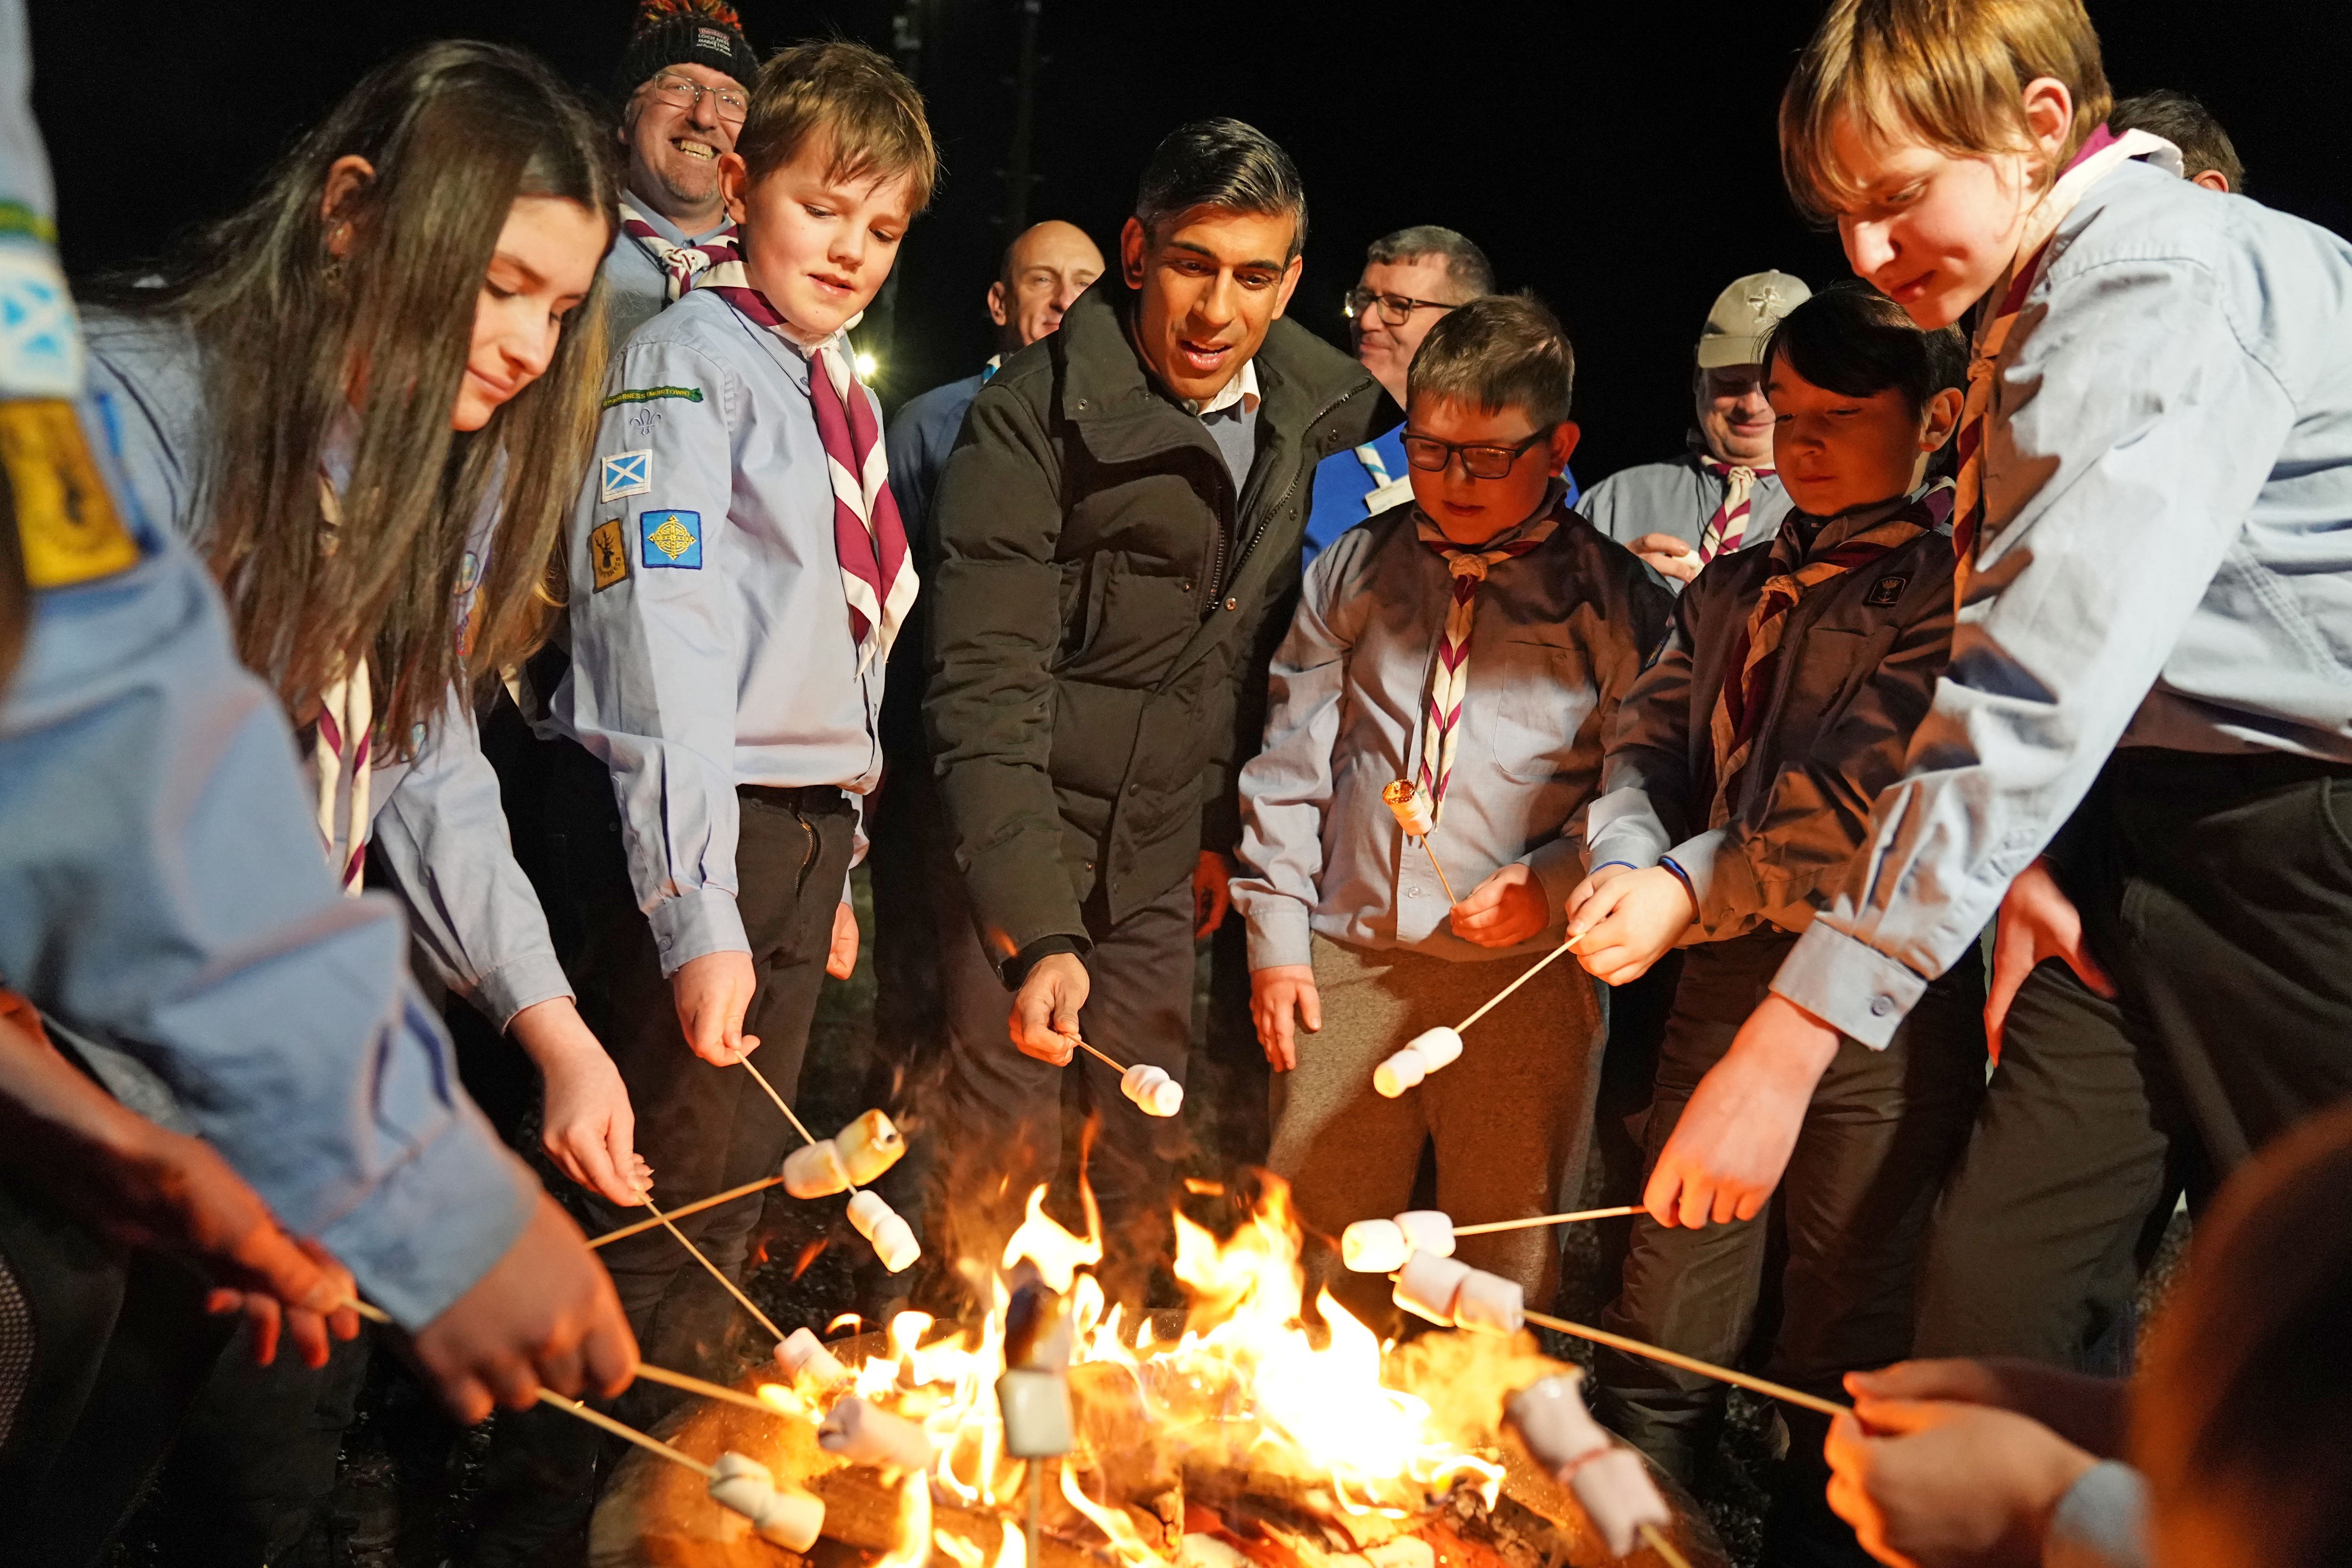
[1776,254,2293,1045]
[561,340,749,975]
[0,544,532,1327]
[369,688,572,1028]
[1232,542,1362,971]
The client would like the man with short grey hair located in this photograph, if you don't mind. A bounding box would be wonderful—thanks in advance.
[1301,226,1576,560]
[1578,270,1808,586]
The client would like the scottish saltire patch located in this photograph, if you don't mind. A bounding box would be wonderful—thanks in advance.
[640,509,702,569]
[0,248,83,399]
[602,386,704,408]
[601,449,652,501]
[590,519,629,591]
[1864,573,1909,607]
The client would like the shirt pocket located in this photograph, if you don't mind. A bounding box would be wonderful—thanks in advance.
[1770,624,1895,768]
[1490,632,1592,784]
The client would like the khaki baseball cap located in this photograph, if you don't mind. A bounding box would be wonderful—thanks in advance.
[1696,270,1811,368]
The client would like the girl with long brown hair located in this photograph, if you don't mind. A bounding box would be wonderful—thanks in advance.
[81,40,650,1217]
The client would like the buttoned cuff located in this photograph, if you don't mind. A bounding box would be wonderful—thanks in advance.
[2044,1462,2150,1568]
[647,887,751,977]
[476,953,576,1033]
[1771,919,1928,1049]
[1583,787,1671,873]
[1524,837,1587,931]
[1245,898,1315,971]
[320,1097,539,1329]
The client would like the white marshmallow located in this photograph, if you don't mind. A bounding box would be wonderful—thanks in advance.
[818,1396,937,1471]
[1383,779,1436,837]
[995,1366,1076,1459]
[1120,1063,1184,1118]
[1372,1048,1428,1099]
[1566,1446,1672,1559]
[1395,1210,1455,1258]
[773,1326,852,1387]
[783,1138,851,1198]
[846,1188,891,1240]
[1407,1027,1464,1071]
[1450,1267,1524,1334]
[1504,1374,1611,1477]
[845,1189,922,1272]
[1340,1219,1410,1273]
[1392,1251,1473,1326]
[1146,1077,1184,1116]
[708,1450,826,1551]
[834,1109,906,1185]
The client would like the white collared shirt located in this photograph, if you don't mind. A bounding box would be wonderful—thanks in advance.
[1186,357,1261,418]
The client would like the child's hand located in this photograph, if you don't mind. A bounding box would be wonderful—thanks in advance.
[1449,863,1550,948]
[1566,865,1696,984]
[1250,965,1321,1072]
[1564,862,1634,925]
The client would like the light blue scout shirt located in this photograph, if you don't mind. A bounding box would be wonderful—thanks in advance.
[75,313,574,1029]
[1576,446,1791,562]
[0,0,530,1325]
[603,193,735,347]
[548,286,885,975]
[1302,422,1579,564]
[1232,494,1672,969]
[1777,158,2352,1046]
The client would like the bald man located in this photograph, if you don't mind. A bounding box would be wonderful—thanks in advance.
[886,220,1105,533]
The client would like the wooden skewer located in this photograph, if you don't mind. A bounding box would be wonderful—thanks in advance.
[1455,933,1583,1035]
[343,1298,393,1326]
[644,1192,787,1344]
[1520,1308,1847,1418]
[1451,1205,1642,1237]
[589,1172,790,1249]
[1072,1038,1133,1074]
[1414,836,1459,906]
[739,1055,821,1148]
[534,1388,716,1479]
[633,1360,793,1417]
[1638,1521,1694,1568]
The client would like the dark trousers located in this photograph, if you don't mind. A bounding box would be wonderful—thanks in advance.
[934,877,1196,1302]
[468,740,856,1566]
[1916,750,2352,1365]
[1595,930,1985,1567]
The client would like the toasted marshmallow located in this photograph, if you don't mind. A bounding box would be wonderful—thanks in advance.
[1383,778,1436,837]
[773,1326,851,1387]
[1568,1447,1673,1559]
[783,1138,852,1198]
[817,1396,936,1471]
[708,1450,826,1551]
[1393,1251,1474,1325]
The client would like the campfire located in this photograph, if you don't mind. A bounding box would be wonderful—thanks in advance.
[590,1177,1722,1568]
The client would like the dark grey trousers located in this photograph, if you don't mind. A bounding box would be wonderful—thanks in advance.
[1595,929,1985,1566]
[933,877,1197,1302]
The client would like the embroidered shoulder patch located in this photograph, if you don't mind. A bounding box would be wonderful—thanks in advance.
[602,386,704,409]
[0,400,141,589]
[601,449,651,501]
[590,518,629,591]
[640,508,702,569]
[1864,573,1909,607]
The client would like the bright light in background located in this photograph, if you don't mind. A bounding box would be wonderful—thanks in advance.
[856,350,879,379]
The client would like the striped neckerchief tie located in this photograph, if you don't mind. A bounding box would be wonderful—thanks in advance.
[617,199,739,303]
[698,255,916,675]
[1697,457,1773,563]
[1707,481,1954,828]
[1411,494,1563,825]
[312,477,371,895]
[1953,124,2184,610]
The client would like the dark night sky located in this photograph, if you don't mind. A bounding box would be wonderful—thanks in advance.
[30,0,2352,483]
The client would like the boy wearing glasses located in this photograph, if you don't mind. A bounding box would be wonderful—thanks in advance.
[605,0,760,344]
[1234,295,1670,1314]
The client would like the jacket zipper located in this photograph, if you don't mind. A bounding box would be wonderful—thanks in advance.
[1204,380,1371,613]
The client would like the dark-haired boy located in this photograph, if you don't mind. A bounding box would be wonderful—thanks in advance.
[2112,88,2243,194]
[1234,295,1668,1314]
[1564,287,1978,1559]
[925,119,1392,1292]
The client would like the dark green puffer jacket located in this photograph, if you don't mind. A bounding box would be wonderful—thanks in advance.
[924,281,1392,978]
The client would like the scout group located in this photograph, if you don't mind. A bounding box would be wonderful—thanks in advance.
[1,0,2346,1563]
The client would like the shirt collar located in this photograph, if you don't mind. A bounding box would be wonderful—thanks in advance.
[621,190,732,248]
[1186,357,1260,419]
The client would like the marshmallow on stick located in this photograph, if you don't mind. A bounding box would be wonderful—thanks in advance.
[1392,1251,1525,1335]
[782,1109,908,1198]
[1371,930,1583,1099]
[708,1450,827,1551]
[846,1189,921,1273]
[818,1396,937,1471]
[1340,1206,1641,1271]
[1381,779,1458,904]
[1504,1374,1675,1560]
[1067,1037,1184,1118]
[774,1325,852,1388]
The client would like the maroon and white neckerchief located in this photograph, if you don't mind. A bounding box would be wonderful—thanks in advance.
[1697,456,1774,562]
[1952,125,2184,609]
[1411,492,1564,824]
[312,477,371,895]
[618,198,739,303]
[1707,481,1954,829]
[697,249,915,675]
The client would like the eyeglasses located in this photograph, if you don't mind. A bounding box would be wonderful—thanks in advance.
[1400,428,1553,480]
[648,73,749,126]
[1343,287,1459,327]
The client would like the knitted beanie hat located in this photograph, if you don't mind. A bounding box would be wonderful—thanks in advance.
[613,0,759,99]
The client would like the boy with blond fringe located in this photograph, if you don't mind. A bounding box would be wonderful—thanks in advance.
[488,42,935,1557]
[1640,0,2352,1433]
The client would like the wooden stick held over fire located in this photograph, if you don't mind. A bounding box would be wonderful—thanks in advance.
[1070,1038,1184,1117]
[738,1057,920,1272]
[1453,1205,1642,1236]
[643,1192,788,1343]
[632,1359,795,1418]
[1520,1307,1847,1418]
[535,1388,716,1479]
[588,1172,790,1249]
